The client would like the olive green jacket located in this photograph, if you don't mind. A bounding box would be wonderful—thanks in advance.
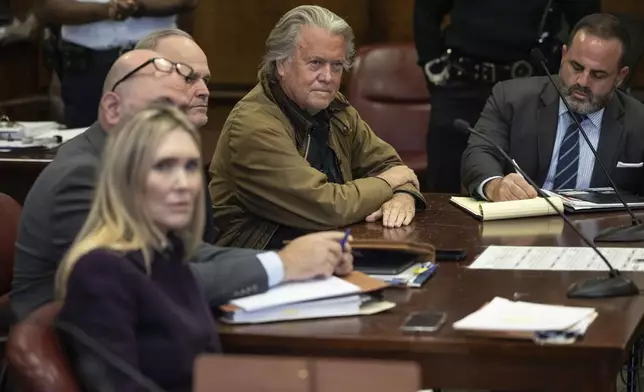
[208,76,426,249]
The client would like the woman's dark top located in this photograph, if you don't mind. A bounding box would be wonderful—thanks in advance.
[58,238,220,392]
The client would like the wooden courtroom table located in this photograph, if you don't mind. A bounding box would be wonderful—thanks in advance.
[219,194,644,392]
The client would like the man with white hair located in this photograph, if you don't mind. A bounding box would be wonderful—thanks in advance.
[209,5,427,250]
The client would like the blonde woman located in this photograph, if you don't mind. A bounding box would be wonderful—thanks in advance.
[56,105,218,392]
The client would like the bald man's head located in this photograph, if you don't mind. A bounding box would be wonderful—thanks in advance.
[98,49,191,131]
[153,35,211,127]
[102,49,160,93]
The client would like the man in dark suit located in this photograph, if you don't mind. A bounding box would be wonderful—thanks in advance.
[12,49,353,321]
[415,0,600,194]
[461,13,644,202]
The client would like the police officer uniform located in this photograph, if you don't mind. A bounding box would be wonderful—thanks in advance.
[57,0,177,128]
[413,0,600,193]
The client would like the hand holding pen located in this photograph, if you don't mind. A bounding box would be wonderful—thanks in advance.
[483,160,538,202]
[278,230,354,282]
[335,229,354,276]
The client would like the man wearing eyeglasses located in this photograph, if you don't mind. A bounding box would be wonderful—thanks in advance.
[134,29,214,242]
[13,49,355,321]
[135,29,211,128]
[35,0,199,128]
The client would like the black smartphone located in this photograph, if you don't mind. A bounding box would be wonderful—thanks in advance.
[400,311,446,332]
[436,249,467,261]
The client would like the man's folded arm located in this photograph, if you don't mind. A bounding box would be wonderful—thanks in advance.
[225,120,394,230]
[35,0,111,25]
[461,81,512,196]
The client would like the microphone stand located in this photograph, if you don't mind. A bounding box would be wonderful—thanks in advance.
[530,48,644,243]
[454,119,639,298]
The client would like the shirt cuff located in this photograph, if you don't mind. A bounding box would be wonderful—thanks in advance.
[257,251,284,287]
[477,176,503,201]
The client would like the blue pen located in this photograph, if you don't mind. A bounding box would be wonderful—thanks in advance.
[340,228,351,250]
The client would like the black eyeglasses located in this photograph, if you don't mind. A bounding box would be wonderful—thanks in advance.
[111,57,197,92]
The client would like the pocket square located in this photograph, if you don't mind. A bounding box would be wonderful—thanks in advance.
[617,161,644,168]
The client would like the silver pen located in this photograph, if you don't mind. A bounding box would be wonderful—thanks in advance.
[512,159,525,179]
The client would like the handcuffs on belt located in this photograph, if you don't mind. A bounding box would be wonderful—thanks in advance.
[424,48,536,86]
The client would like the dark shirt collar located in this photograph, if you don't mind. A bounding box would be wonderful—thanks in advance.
[262,75,348,145]
[125,233,185,272]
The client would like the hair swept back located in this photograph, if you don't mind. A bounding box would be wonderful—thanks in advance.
[257,5,355,80]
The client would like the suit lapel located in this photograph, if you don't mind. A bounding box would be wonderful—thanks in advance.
[536,82,560,186]
[590,94,625,186]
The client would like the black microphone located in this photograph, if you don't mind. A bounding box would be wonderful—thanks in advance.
[530,47,644,243]
[53,319,167,392]
[454,118,638,298]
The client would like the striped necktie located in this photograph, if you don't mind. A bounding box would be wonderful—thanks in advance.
[553,113,586,190]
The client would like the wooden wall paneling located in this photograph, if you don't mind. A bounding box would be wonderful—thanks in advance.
[200,103,235,163]
[367,0,414,43]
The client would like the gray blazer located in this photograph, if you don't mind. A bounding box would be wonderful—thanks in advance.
[12,124,268,321]
[461,76,644,197]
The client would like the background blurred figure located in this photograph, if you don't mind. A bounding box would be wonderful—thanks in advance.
[413,0,600,194]
[0,10,38,46]
[35,0,198,128]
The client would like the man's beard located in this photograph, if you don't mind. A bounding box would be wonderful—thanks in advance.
[557,77,613,114]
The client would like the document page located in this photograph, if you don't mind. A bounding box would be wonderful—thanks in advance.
[469,246,644,271]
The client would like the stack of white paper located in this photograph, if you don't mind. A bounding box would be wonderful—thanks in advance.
[542,188,644,211]
[0,123,87,150]
[453,297,597,343]
[469,245,644,271]
[220,275,395,324]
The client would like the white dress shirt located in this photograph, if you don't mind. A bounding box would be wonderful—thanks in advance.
[61,0,176,50]
[257,252,285,287]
